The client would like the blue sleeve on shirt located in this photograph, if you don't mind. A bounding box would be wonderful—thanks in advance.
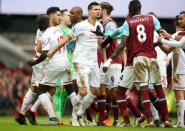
[121,21,129,36]
[152,16,161,31]
[104,22,117,36]
[110,21,129,38]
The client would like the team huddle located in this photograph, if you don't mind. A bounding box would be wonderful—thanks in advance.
[15,0,185,128]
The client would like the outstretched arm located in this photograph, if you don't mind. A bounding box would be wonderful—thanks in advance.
[27,50,48,66]
[157,43,176,54]
[160,37,185,48]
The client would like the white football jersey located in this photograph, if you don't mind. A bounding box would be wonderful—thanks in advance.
[176,48,185,74]
[155,46,168,67]
[153,31,167,67]
[171,31,185,74]
[36,29,43,41]
[41,26,69,68]
[72,19,103,66]
[34,29,44,59]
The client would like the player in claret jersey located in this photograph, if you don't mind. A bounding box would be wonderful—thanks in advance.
[103,0,171,127]
[98,2,144,127]
[97,2,122,126]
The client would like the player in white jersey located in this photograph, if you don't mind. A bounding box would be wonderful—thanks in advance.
[69,3,103,126]
[31,29,44,87]
[159,12,185,128]
[160,12,185,48]
[15,15,46,125]
[23,7,61,123]
[46,2,103,126]
[28,8,79,126]
[35,19,73,125]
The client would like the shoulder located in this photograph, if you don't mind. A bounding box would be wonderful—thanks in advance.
[44,27,61,36]
[74,20,87,28]
[106,20,116,27]
[45,26,55,33]
[151,15,159,22]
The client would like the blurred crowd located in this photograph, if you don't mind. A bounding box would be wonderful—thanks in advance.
[0,64,30,115]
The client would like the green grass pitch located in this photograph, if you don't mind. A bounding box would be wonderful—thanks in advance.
[0,116,183,131]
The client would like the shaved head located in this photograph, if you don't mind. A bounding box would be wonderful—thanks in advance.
[70,6,83,17]
[70,6,83,24]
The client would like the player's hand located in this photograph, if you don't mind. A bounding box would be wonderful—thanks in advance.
[160,31,171,39]
[173,73,180,83]
[101,36,113,48]
[102,58,112,73]
[157,34,164,43]
[26,60,36,66]
[92,25,104,36]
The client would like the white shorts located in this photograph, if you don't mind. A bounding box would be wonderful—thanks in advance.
[40,64,72,87]
[31,62,45,87]
[148,66,167,89]
[118,66,134,89]
[74,63,100,88]
[172,74,185,90]
[133,56,161,87]
[100,64,122,89]
[159,65,168,88]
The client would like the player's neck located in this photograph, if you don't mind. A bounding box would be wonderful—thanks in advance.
[60,22,68,27]
[74,18,82,25]
[50,21,54,27]
[131,11,141,17]
[135,11,141,16]
[102,14,111,23]
[87,17,97,26]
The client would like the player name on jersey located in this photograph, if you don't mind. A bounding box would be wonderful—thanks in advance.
[130,16,149,24]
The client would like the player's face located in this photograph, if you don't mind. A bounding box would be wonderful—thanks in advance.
[51,11,61,26]
[70,9,78,23]
[100,6,104,18]
[178,14,185,28]
[89,5,101,19]
[63,11,71,26]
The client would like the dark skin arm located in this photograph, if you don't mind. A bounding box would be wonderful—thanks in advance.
[110,38,127,60]
[26,50,48,66]
[35,39,42,53]
[103,36,128,72]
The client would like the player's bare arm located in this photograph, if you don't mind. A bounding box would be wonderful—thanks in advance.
[35,39,42,53]
[103,36,128,72]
